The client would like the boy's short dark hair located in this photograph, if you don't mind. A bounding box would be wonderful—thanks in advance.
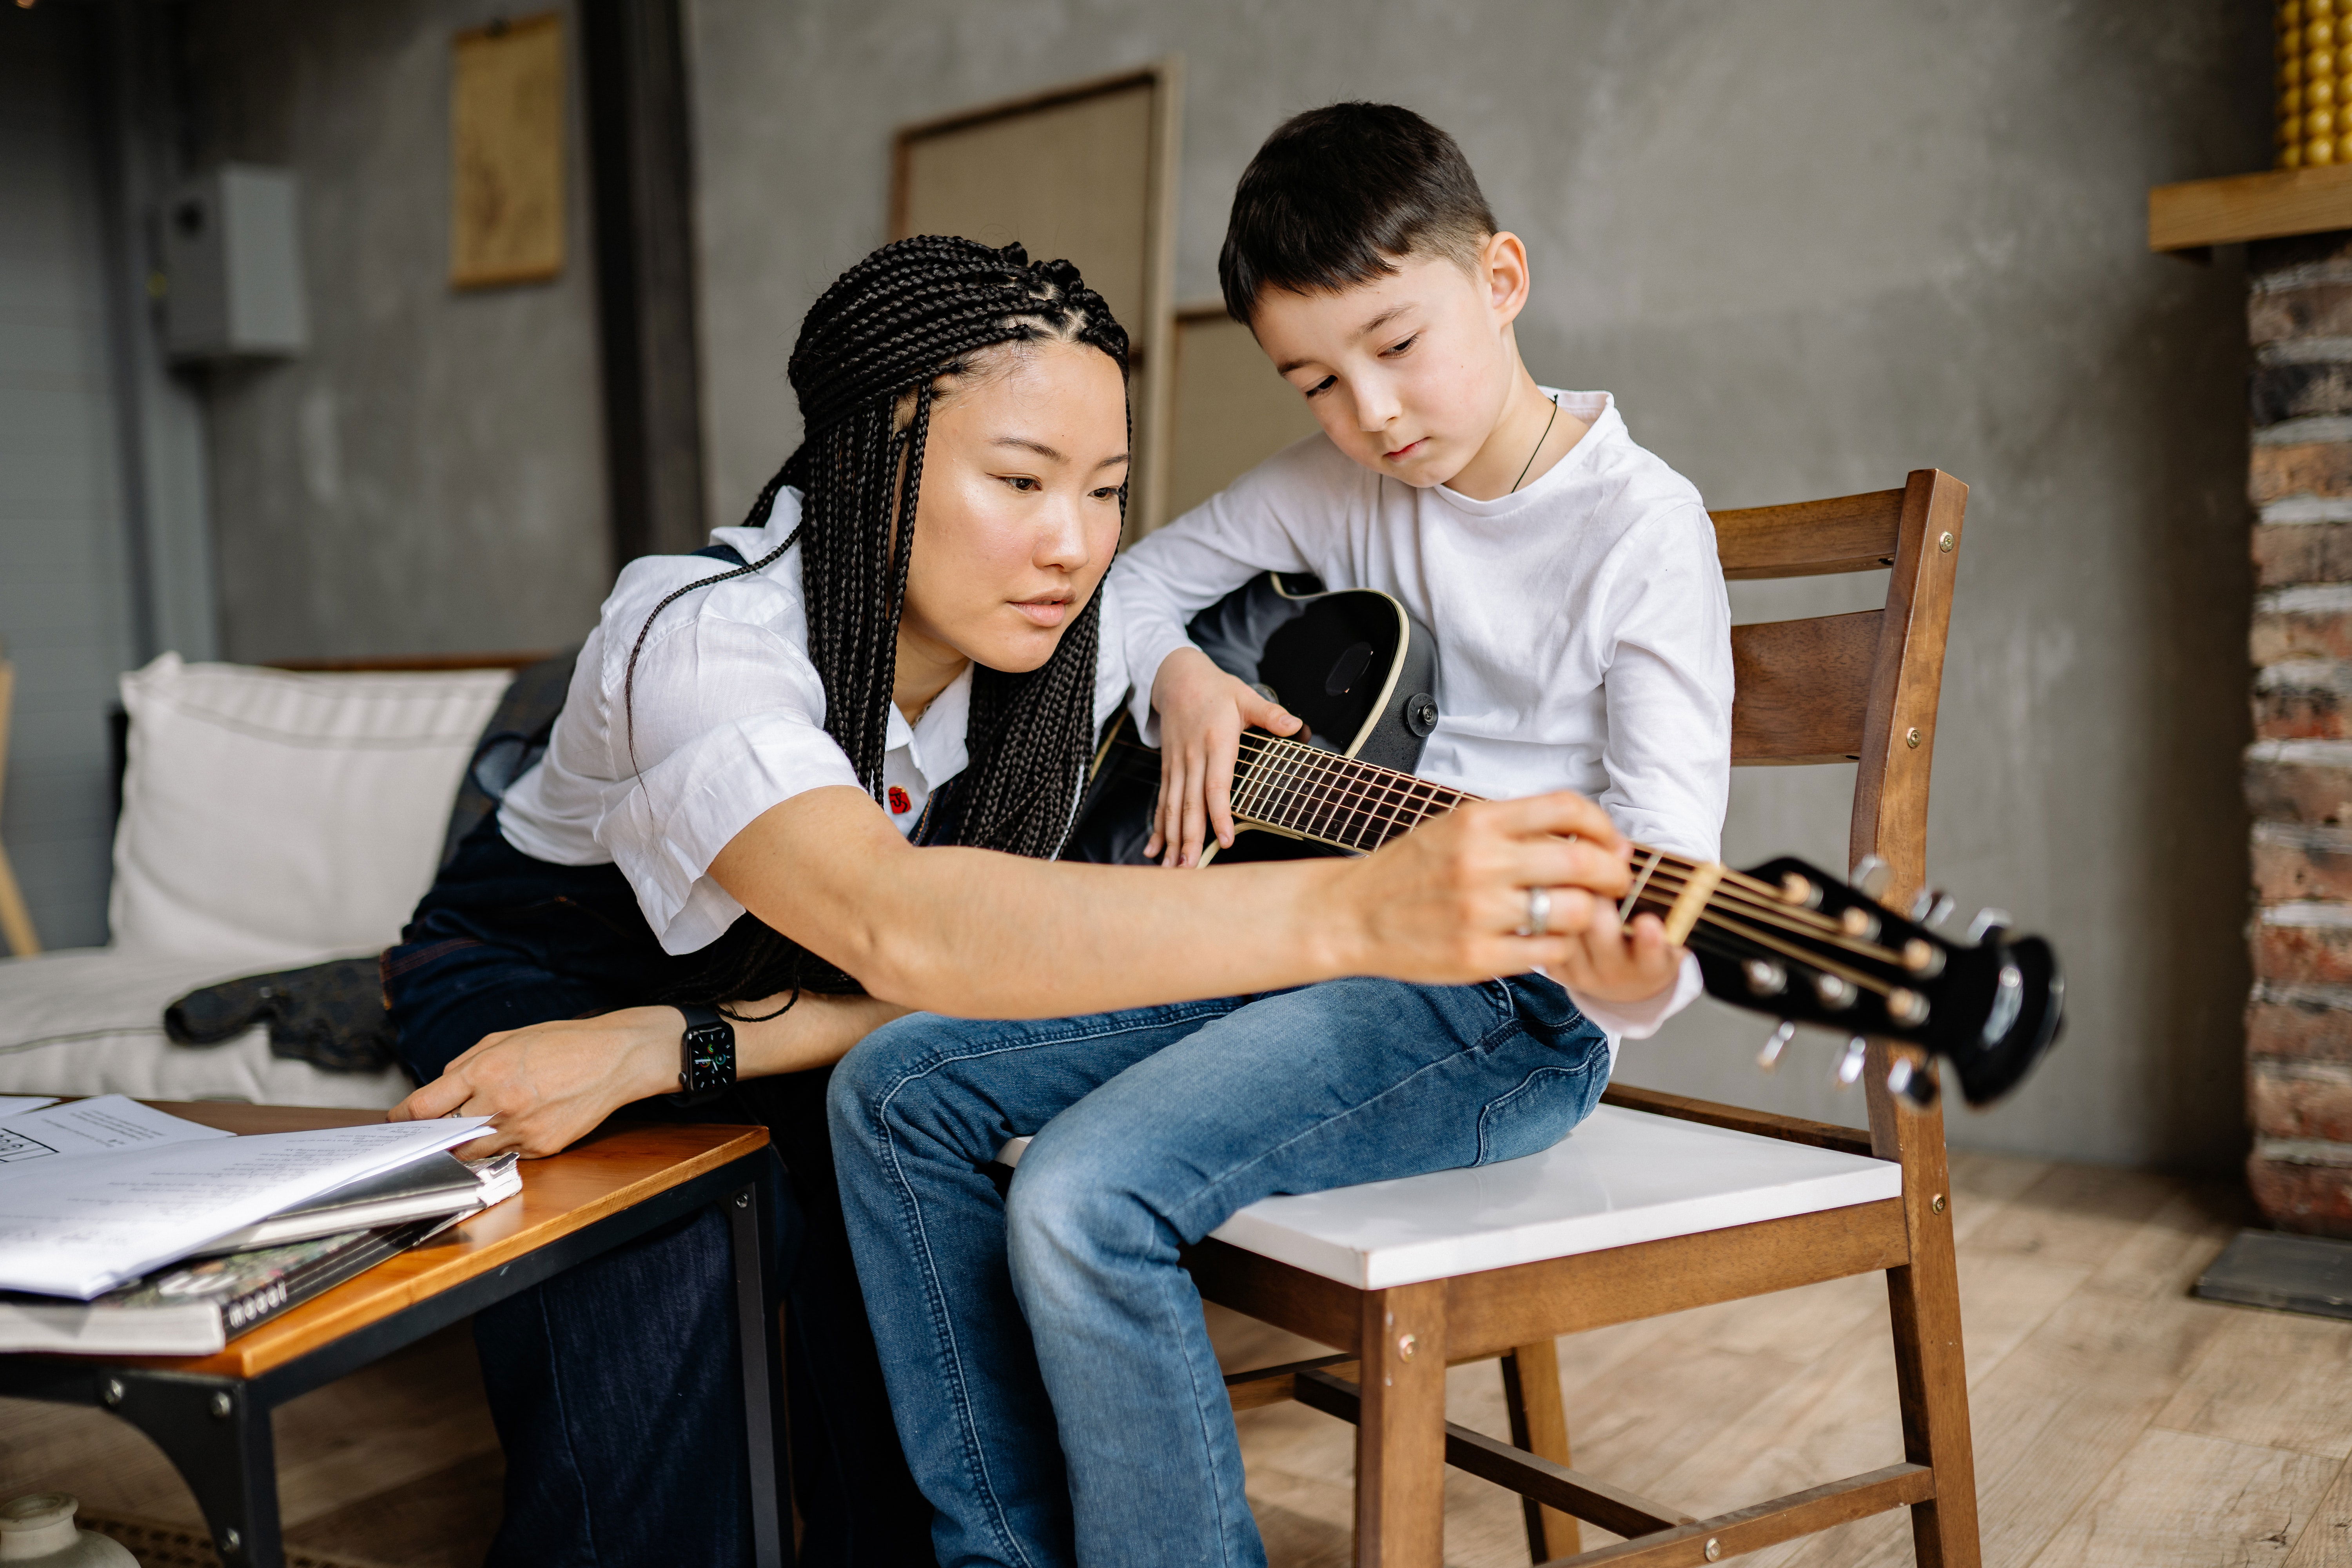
[1218,102,1497,325]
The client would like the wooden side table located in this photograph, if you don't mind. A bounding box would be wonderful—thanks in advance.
[0,1103,782,1568]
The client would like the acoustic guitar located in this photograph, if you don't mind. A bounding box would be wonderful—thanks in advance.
[1065,573,2063,1108]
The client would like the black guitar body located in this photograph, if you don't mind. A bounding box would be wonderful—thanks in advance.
[1063,573,1440,866]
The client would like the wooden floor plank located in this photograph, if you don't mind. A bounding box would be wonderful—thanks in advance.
[2155,1304,2352,1460]
[1960,1160,2184,1268]
[2023,1428,2339,1568]
[285,1452,504,1568]
[1942,1151,2056,1230]
[2288,1458,2352,1567]
[1803,1185,2248,1568]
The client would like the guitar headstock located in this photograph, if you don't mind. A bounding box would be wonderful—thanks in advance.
[1678,855,2063,1109]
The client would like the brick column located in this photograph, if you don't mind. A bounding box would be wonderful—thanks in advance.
[2248,231,2352,1236]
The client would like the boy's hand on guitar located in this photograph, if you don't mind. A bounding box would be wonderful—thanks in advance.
[1325,791,1681,987]
[1548,896,1685,1004]
[1147,645,1303,867]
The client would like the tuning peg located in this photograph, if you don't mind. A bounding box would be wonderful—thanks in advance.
[1758,1020,1795,1071]
[1849,855,1892,901]
[1886,1054,1941,1109]
[1965,907,2013,944]
[1833,1036,1868,1087]
[1743,958,1788,997]
[1908,886,1949,923]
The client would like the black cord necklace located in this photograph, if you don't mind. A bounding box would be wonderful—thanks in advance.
[1510,396,1562,494]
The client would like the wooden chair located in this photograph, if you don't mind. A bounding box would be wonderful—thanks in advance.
[1194,469,1978,1567]
[0,654,42,957]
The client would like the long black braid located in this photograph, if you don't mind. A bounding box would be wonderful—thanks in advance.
[626,236,1131,1013]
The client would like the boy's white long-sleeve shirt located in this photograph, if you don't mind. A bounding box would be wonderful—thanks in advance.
[1112,391,1733,1041]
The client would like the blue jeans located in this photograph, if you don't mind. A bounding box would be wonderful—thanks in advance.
[826,975,1611,1568]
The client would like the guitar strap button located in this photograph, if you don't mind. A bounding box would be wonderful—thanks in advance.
[1404,693,1438,737]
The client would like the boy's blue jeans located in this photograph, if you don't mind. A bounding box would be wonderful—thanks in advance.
[826,973,1612,1568]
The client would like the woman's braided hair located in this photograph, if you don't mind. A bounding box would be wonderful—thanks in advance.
[630,236,1130,1011]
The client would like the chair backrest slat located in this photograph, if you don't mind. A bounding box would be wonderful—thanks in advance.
[1729,611,1878,765]
[1711,486,1904,581]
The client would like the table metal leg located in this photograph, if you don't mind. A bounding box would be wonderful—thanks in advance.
[729,1180,784,1568]
[100,1370,283,1568]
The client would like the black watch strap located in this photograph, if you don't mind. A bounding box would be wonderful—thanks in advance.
[668,1003,737,1107]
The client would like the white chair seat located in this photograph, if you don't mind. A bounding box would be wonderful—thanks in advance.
[1000,1103,1899,1289]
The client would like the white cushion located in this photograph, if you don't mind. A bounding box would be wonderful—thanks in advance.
[109,654,512,964]
[1000,1104,1901,1289]
[0,947,407,1109]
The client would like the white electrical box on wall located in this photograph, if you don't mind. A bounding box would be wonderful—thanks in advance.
[163,165,308,361]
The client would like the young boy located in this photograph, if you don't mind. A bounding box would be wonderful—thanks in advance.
[827,103,1731,1568]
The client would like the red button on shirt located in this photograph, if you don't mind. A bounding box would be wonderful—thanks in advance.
[888,786,912,815]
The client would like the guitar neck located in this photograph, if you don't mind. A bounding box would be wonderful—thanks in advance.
[1232,733,1726,946]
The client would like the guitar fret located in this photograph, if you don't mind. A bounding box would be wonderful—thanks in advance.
[1230,745,1268,826]
[1340,760,1390,846]
[1272,744,1316,835]
[1338,765,1385,851]
[1312,753,1362,844]
[1367,765,1420,849]
[1301,750,1352,844]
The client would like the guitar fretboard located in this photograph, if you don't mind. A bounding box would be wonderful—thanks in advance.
[1230,733,1475,852]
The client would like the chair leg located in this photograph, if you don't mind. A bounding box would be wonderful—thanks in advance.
[1355,1280,1448,1568]
[1868,1043,1982,1568]
[1499,1340,1580,1561]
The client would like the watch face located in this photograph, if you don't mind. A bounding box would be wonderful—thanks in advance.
[684,1021,735,1091]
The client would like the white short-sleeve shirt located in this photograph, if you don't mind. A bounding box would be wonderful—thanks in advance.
[497,488,1137,955]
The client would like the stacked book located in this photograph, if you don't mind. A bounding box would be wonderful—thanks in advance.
[0,1096,518,1355]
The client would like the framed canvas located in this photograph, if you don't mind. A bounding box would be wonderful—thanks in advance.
[450,13,566,290]
[1161,303,1322,525]
[891,62,1181,535]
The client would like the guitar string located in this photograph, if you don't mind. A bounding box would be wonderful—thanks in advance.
[1232,732,1750,902]
[1196,723,1813,907]
[1227,731,1906,964]
[1230,731,1853,933]
[1115,724,1919,993]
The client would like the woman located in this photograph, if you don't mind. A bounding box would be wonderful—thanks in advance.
[383,237,1627,1567]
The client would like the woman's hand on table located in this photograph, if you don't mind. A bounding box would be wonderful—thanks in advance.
[388,991,908,1159]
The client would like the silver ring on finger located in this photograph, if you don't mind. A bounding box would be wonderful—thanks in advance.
[1519,886,1551,938]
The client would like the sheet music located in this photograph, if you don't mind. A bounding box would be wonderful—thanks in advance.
[0,1096,229,1169]
[0,1097,58,1120]
[0,1116,494,1299]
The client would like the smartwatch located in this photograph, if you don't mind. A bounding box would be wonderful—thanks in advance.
[669,1003,737,1107]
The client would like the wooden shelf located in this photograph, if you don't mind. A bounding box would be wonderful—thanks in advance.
[2150,164,2352,252]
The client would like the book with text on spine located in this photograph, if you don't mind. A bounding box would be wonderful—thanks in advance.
[0,1213,465,1356]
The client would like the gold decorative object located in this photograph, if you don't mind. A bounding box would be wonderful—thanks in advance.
[2278,0,2352,168]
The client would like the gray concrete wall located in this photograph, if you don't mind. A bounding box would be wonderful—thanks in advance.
[184,0,610,662]
[689,0,2268,1171]
[0,5,144,949]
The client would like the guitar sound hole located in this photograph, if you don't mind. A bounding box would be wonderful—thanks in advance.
[1325,641,1374,696]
